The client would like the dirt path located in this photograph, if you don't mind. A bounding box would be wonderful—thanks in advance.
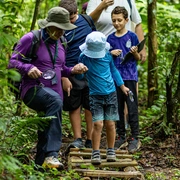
[60,134,180,179]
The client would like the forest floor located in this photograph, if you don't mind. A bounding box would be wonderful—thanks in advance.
[60,130,180,180]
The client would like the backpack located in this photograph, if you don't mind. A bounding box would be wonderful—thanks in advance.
[81,14,96,31]
[8,30,41,100]
[9,30,66,100]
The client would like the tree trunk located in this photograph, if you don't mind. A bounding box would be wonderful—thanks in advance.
[166,45,180,133]
[30,0,42,31]
[147,0,158,107]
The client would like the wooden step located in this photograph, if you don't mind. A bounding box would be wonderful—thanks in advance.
[69,160,138,168]
[69,148,128,154]
[74,169,144,179]
[69,151,133,159]
[68,148,144,179]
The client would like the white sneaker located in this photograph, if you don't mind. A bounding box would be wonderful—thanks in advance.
[91,152,101,165]
[107,149,116,162]
[42,156,64,169]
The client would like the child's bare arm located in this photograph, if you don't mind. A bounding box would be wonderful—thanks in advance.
[110,49,122,57]
[120,85,129,96]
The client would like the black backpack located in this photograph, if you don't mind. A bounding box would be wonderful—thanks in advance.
[8,30,41,100]
[81,14,96,31]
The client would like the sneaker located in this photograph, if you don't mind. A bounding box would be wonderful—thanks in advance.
[64,138,85,155]
[91,151,101,165]
[85,139,92,148]
[106,148,116,162]
[114,136,128,150]
[128,137,141,153]
[65,138,85,155]
[42,156,64,169]
[69,138,85,149]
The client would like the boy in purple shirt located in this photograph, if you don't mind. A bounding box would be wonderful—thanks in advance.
[8,7,87,169]
[107,6,141,153]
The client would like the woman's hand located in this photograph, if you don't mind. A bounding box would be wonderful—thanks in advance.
[28,67,42,79]
[71,63,88,74]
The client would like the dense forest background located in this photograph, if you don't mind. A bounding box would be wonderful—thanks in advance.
[0,0,180,179]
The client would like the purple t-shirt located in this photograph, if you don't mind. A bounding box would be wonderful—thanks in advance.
[107,31,139,82]
[8,30,72,99]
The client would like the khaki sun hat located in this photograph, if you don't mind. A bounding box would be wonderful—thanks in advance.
[38,7,77,30]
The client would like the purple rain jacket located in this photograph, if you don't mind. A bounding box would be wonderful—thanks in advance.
[8,30,72,100]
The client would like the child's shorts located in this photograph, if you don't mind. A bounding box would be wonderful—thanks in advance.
[89,91,119,122]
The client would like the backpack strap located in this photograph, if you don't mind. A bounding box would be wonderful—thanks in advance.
[127,0,132,21]
[28,30,41,59]
[21,30,41,63]
[60,35,67,50]
[81,14,96,31]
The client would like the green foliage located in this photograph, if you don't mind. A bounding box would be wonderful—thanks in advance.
[138,1,180,137]
[145,169,180,180]
[0,155,21,173]
[63,169,81,179]
[62,111,74,137]
[0,92,64,179]
[145,172,167,180]
[139,134,153,145]
[0,0,179,179]
[139,98,176,137]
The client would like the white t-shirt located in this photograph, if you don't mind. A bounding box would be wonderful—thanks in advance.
[86,0,142,36]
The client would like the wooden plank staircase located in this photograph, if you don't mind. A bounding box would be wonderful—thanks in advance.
[68,148,145,179]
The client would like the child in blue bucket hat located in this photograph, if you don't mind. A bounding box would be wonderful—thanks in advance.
[78,31,129,165]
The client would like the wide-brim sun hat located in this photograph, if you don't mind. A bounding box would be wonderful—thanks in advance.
[79,31,110,58]
[38,7,77,30]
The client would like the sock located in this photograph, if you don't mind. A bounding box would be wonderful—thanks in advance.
[86,139,92,143]
[92,150,100,154]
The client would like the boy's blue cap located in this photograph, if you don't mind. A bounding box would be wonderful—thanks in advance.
[79,31,110,58]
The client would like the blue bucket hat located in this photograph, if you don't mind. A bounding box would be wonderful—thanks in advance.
[79,31,110,58]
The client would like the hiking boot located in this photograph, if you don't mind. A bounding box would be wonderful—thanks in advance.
[42,156,64,169]
[85,139,92,148]
[106,148,116,162]
[91,151,101,165]
[128,137,141,153]
[114,136,128,150]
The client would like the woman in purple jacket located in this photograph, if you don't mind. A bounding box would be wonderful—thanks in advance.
[8,7,87,169]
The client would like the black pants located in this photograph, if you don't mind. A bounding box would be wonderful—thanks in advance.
[23,86,63,166]
[116,80,139,138]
